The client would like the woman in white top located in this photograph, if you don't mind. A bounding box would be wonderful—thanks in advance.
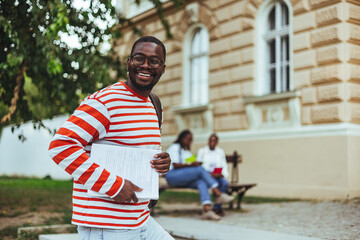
[197,133,229,216]
[166,130,234,220]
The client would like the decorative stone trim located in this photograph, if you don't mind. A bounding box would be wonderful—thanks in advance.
[171,104,213,133]
[244,91,301,130]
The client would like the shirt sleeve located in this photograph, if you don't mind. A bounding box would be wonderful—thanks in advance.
[197,147,211,172]
[166,143,181,164]
[196,148,204,163]
[48,98,124,198]
[219,148,229,179]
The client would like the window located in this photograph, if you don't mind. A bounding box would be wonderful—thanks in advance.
[118,0,168,18]
[184,26,209,105]
[256,0,292,95]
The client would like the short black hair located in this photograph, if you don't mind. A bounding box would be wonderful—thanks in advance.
[209,133,219,142]
[131,36,166,61]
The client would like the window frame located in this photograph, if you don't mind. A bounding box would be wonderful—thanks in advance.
[182,24,209,106]
[118,0,169,18]
[255,0,293,96]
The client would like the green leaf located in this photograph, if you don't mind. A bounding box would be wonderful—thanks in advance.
[47,59,63,76]
[7,54,23,67]
[0,0,184,131]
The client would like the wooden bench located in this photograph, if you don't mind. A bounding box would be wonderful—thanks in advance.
[225,151,257,209]
[158,151,257,210]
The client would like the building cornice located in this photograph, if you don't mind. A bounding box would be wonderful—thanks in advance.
[161,123,360,144]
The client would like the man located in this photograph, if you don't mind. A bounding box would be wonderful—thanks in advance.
[48,36,174,239]
[197,133,229,217]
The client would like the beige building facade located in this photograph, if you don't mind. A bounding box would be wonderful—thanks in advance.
[115,0,360,200]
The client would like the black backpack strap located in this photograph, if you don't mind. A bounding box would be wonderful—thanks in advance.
[148,92,162,212]
[149,92,162,130]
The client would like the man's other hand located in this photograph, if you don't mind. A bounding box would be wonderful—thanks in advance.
[151,152,171,175]
[113,180,142,203]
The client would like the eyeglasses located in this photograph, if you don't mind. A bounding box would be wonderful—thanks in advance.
[130,54,164,68]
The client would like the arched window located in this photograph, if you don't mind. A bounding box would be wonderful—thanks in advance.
[256,0,292,95]
[183,25,209,105]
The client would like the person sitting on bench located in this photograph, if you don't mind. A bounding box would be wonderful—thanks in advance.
[165,129,234,220]
[197,133,229,217]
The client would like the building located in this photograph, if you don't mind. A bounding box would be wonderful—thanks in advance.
[114,0,360,200]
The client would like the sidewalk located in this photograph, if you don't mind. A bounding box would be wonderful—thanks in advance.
[156,216,320,240]
[39,216,321,240]
[39,199,360,240]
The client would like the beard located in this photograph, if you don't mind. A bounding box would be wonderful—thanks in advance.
[129,75,155,91]
[128,68,160,91]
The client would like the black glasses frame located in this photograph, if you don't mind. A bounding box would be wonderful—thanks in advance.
[130,54,164,68]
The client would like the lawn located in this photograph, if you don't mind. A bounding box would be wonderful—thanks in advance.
[0,176,300,239]
[0,176,73,240]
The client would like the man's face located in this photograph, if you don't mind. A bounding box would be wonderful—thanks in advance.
[209,136,217,150]
[127,42,166,92]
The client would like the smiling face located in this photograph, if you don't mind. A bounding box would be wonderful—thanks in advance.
[209,135,218,150]
[126,42,166,96]
[180,133,193,150]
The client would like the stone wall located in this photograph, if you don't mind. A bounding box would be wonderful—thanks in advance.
[112,0,360,200]
[114,0,360,135]
[294,0,360,125]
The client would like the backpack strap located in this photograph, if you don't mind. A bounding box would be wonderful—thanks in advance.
[149,92,162,130]
[148,92,163,211]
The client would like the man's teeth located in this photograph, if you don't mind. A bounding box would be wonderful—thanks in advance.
[139,73,151,77]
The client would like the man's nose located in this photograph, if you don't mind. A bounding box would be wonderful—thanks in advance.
[141,58,151,68]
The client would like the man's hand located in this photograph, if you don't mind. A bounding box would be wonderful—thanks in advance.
[211,173,223,179]
[112,180,142,203]
[151,152,171,175]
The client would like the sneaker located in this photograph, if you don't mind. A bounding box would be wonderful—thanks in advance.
[202,210,221,220]
[215,193,234,204]
[213,208,225,217]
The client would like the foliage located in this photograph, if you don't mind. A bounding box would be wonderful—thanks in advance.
[0,0,185,133]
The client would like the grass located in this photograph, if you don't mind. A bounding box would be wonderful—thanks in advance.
[0,226,19,240]
[158,189,300,205]
[243,196,301,204]
[0,175,73,213]
[0,176,73,239]
[158,190,202,203]
[0,176,301,239]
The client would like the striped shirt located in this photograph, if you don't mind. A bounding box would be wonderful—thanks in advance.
[48,81,162,229]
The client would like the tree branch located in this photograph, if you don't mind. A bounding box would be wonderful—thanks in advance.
[1,63,26,124]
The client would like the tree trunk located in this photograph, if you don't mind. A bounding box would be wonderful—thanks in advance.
[1,63,26,124]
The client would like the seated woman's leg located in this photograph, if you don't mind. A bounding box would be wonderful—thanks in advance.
[165,166,218,189]
[188,179,221,220]
[188,179,212,205]
[165,168,197,186]
[195,166,219,189]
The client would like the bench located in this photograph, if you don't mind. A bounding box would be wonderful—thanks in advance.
[158,151,257,210]
[225,151,257,209]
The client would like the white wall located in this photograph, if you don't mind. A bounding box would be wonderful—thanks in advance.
[0,115,71,180]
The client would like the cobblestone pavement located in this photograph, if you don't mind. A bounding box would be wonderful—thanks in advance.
[157,199,360,240]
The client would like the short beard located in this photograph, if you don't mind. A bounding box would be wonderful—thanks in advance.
[129,74,156,91]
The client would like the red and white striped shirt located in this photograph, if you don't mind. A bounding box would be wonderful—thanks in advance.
[48,81,162,229]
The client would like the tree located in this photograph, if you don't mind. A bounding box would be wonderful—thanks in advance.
[0,0,184,138]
